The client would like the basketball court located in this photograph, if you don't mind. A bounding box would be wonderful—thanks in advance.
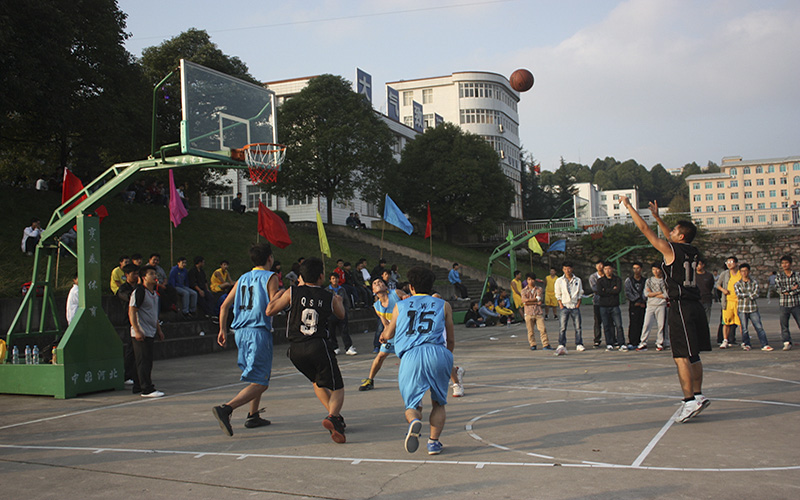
[2,303,798,499]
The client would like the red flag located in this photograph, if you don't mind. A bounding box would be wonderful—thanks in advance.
[62,168,108,221]
[258,202,292,249]
[424,203,432,239]
[535,232,550,244]
[168,169,188,227]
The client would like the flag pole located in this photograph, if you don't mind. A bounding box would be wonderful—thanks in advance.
[380,222,385,260]
[170,222,174,266]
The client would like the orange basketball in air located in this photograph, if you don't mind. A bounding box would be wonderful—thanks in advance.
[509,69,534,92]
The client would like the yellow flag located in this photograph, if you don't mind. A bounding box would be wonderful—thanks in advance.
[528,236,543,255]
[316,211,331,258]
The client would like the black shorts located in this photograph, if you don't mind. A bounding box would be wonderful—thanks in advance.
[287,338,344,391]
[668,300,712,358]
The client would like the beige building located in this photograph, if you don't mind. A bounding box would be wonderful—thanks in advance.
[686,155,800,230]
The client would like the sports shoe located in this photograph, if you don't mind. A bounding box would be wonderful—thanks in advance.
[627,344,635,351]
[636,344,647,351]
[676,399,702,423]
[404,419,422,453]
[456,366,465,387]
[542,345,555,351]
[530,345,537,350]
[427,440,443,455]
[322,415,346,443]
[576,344,586,352]
[656,344,664,351]
[719,340,729,349]
[452,384,464,397]
[345,346,358,356]
[784,341,793,351]
[762,345,774,351]
[695,395,711,416]
[359,378,374,391]
[124,379,134,385]
[606,345,614,351]
[555,345,567,355]
[620,345,629,351]
[333,348,341,355]
[212,404,234,436]
[741,344,751,351]
[141,390,165,398]
[244,409,271,428]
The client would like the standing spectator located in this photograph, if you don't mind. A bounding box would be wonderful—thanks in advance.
[776,255,800,350]
[231,192,246,214]
[129,265,166,398]
[521,272,550,351]
[210,260,235,294]
[544,267,559,320]
[169,257,197,318]
[188,256,216,319]
[510,270,524,313]
[109,256,130,295]
[448,263,469,300]
[716,256,741,348]
[555,262,584,352]
[637,263,669,351]
[695,258,716,323]
[21,218,43,256]
[767,271,778,304]
[328,273,356,356]
[734,263,773,351]
[598,262,626,350]
[116,264,142,388]
[624,262,647,349]
[589,260,605,348]
[66,273,79,325]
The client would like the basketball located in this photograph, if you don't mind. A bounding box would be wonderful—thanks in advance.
[509,69,534,92]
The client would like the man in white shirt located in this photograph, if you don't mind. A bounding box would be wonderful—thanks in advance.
[554,262,585,351]
[21,218,42,255]
[66,274,79,324]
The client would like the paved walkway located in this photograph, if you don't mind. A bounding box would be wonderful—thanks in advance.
[1,302,798,499]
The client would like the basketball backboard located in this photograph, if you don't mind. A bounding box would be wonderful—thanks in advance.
[180,59,277,163]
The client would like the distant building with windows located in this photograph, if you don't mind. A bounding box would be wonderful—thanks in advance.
[572,182,641,224]
[386,72,523,219]
[685,155,800,230]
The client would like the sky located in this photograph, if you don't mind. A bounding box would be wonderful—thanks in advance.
[118,0,800,172]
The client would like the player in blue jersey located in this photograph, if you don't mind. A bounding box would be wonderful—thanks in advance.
[266,258,347,443]
[621,196,712,423]
[212,243,279,436]
[358,278,408,391]
[380,267,455,455]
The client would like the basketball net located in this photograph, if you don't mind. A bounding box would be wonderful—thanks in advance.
[582,223,605,240]
[240,143,286,185]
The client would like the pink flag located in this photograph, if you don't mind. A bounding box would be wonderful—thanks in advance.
[168,170,188,227]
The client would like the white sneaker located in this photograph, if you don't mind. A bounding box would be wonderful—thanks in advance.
[452,384,464,397]
[555,345,567,355]
[576,344,585,352]
[719,340,729,349]
[124,379,134,385]
[695,395,711,416]
[141,390,165,398]
[333,348,341,355]
[676,399,701,423]
[620,345,628,351]
[784,341,793,351]
[345,346,358,356]
[456,366,465,386]
[606,345,614,351]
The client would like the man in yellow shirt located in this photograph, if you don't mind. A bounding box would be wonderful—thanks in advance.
[717,256,741,348]
[210,260,234,293]
[110,255,130,294]
[545,267,559,320]
[510,270,524,319]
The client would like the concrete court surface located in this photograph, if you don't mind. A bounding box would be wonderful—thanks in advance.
[1,302,799,499]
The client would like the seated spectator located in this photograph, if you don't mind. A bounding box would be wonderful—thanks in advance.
[59,227,77,252]
[464,301,486,328]
[382,269,397,290]
[371,259,387,284]
[353,212,367,229]
[495,289,515,324]
[448,262,469,300]
[36,177,48,190]
[343,261,369,306]
[110,255,130,295]
[231,192,246,214]
[147,253,176,312]
[188,256,216,319]
[168,256,197,318]
[210,260,234,294]
[21,218,42,256]
[346,212,359,229]
[390,264,401,283]
[479,298,501,327]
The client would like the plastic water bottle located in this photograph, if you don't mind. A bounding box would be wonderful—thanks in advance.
[51,346,57,364]
[12,346,19,364]
[32,346,39,365]
[25,345,32,365]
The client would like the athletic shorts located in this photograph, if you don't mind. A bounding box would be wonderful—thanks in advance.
[668,300,712,358]
[380,341,396,355]
[234,328,273,385]
[287,338,343,391]
[545,294,558,307]
[722,302,741,326]
[398,343,453,410]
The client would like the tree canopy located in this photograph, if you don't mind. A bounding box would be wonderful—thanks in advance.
[388,122,514,240]
[268,74,396,223]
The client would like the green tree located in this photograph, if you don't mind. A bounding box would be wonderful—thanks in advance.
[389,122,514,240]
[267,74,396,223]
[521,151,554,219]
[0,0,149,181]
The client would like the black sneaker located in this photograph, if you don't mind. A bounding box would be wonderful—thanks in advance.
[322,415,346,443]
[358,378,374,391]
[244,408,271,428]
[212,404,234,436]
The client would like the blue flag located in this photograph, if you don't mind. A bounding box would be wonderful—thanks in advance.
[383,195,413,235]
[548,239,566,252]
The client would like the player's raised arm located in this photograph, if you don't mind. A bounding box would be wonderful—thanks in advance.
[620,196,674,263]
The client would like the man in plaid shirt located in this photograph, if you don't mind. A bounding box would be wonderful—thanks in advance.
[733,263,772,351]
[776,255,800,351]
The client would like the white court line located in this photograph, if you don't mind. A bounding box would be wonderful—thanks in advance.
[631,405,680,467]
[705,368,800,385]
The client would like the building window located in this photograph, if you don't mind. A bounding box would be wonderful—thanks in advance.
[769,190,776,197]
[745,203,753,210]
[732,216,740,224]
[768,165,775,173]
[705,182,712,189]
[613,194,620,200]
[705,194,713,201]
[706,206,714,212]
[422,88,433,104]
[784,214,790,221]
[693,195,701,202]
[758,215,766,223]
[757,191,765,198]
[694,206,702,213]
[755,166,763,174]
[402,91,413,106]
[744,192,752,199]
[769,178,776,185]
[403,115,413,127]
[693,182,700,190]
[731,204,740,211]
[731,192,739,199]
[796,188,800,195]
[794,163,800,171]
[780,177,788,184]
[707,218,714,225]
[718,217,726,225]
[718,205,726,212]
[756,179,764,186]
[731,168,737,175]
[757,203,765,209]
[718,193,725,200]
[601,194,607,201]
[717,181,725,188]
[743,167,751,174]
[781,189,788,197]
[730,180,738,187]
[770,202,777,209]
[780,164,787,172]
[744,180,752,186]
[745,215,753,223]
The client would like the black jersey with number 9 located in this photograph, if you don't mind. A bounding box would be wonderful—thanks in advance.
[286,285,335,342]
[661,242,701,301]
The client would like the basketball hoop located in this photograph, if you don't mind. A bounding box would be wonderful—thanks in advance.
[233,143,286,184]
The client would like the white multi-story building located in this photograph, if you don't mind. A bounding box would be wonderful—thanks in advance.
[386,72,523,218]
[572,182,640,224]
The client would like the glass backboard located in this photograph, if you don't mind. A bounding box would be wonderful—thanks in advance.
[180,59,277,163]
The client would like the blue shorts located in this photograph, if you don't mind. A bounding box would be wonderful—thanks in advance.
[397,343,453,410]
[380,341,396,355]
[234,328,273,385]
